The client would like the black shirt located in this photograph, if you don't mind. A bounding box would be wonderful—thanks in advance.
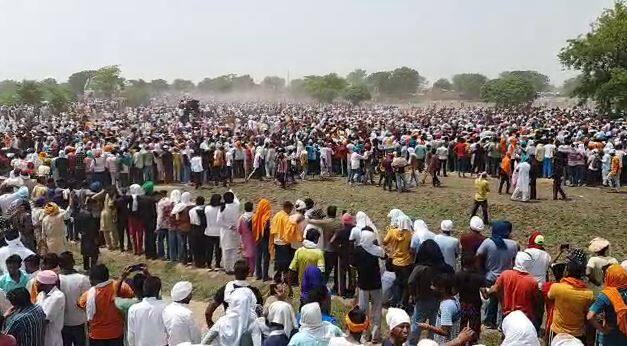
[351,246,382,290]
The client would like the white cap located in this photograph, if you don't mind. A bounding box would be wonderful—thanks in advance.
[440,220,453,232]
[470,216,484,231]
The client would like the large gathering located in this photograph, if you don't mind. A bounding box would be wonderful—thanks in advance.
[1,1,627,345]
[0,95,624,346]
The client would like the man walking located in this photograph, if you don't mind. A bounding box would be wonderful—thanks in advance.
[471,172,489,224]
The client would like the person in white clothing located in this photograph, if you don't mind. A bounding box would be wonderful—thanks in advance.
[58,252,91,346]
[217,190,241,274]
[511,159,531,201]
[162,281,201,346]
[36,270,66,346]
[127,276,168,346]
[0,230,35,275]
[190,152,203,188]
[501,310,540,346]
[204,194,223,270]
[433,220,460,270]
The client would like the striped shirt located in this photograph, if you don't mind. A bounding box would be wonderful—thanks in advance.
[3,304,46,346]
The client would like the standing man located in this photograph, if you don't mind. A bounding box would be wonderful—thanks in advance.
[553,150,568,200]
[2,287,46,346]
[138,181,158,260]
[58,252,90,346]
[217,191,241,274]
[163,281,201,346]
[127,276,168,346]
[434,220,460,271]
[36,270,66,346]
[471,172,489,224]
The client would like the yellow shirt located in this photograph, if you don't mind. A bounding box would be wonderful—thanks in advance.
[474,178,490,201]
[383,228,412,267]
[547,282,594,336]
[289,247,325,283]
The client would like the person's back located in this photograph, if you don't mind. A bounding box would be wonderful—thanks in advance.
[58,271,90,328]
[525,247,551,284]
[434,234,459,270]
[127,297,167,346]
[548,280,594,337]
[477,238,518,283]
[494,269,538,319]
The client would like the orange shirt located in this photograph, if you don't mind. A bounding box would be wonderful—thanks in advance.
[78,280,134,340]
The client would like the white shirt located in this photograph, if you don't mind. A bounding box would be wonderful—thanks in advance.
[350,152,364,169]
[218,198,241,250]
[0,241,35,275]
[127,297,168,346]
[544,144,555,159]
[190,156,203,173]
[436,146,448,160]
[189,205,203,226]
[434,234,460,270]
[36,286,66,346]
[204,206,222,237]
[524,248,551,285]
[162,302,202,346]
[59,272,91,326]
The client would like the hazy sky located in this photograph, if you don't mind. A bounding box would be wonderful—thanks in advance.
[0,0,616,85]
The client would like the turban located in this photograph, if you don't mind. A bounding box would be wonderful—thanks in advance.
[142,181,154,195]
[341,213,355,226]
[588,237,610,253]
[440,220,453,232]
[37,270,58,285]
[469,216,484,231]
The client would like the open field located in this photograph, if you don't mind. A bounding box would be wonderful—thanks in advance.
[91,176,625,345]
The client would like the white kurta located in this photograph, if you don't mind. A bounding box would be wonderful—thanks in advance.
[516,162,531,193]
[37,287,66,346]
[162,302,202,346]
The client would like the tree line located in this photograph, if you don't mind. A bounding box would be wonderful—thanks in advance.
[0,0,624,114]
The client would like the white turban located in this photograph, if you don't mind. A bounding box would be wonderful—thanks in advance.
[440,220,453,232]
[386,307,410,330]
[513,251,534,273]
[470,216,484,231]
[551,333,584,346]
[171,281,193,302]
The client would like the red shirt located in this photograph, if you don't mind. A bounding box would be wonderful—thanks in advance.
[453,142,467,158]
[460,231,485,257]
[494,269,538,320]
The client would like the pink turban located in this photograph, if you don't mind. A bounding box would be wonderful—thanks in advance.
[36,270,58,285]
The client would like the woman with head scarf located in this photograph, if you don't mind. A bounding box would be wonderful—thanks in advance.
[203,287,262,346]
[383,215,413,307]
[99,186,119,250]
[126,184,145,255]
[407,239,454,342]
[300,265,326,309]
[252,199,271,281]
[410,219,435,253]
[264,300,298,346]
[288,302,343,346]
[41,200,72,255]
[348,211,378,245]
[171,191,194,265]
[350,228,384,343]
[383,308,411,346]
[587,264,627,345]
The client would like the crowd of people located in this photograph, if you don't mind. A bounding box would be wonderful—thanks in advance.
[0,99,624,345]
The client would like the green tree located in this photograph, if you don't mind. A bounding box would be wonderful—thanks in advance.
[197,75,234,93]
[499,70,551,92]
[366,71,392,97]
[92,65,123,98]
[433,78,453,90]
[346,69,367,86]
[480,75,536,106]
[452,73,488,99]
[261,76,286,91]
[15,80,44,105]
[45,84,72,113]
[172,79,195,93]
[561,76,583,97]
[558,1,627,116]
[343,84,371,105]
[387,67,425,98]
[0,80,19,105]
[67,70,96,97]
[150,79,169,94]
[231,75,256,91]
[122,79,152,106]
[289,79,306,96]
[303,73,348,103]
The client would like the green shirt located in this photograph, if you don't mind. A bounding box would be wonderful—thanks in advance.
[0,271,29,292]
[289,247,325,283]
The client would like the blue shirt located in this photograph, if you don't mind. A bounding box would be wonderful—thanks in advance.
[589,290,627,345]
[305,145,316,161]
[0,271,29,292]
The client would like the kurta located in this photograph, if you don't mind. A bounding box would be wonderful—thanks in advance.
[41,211,69,254]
